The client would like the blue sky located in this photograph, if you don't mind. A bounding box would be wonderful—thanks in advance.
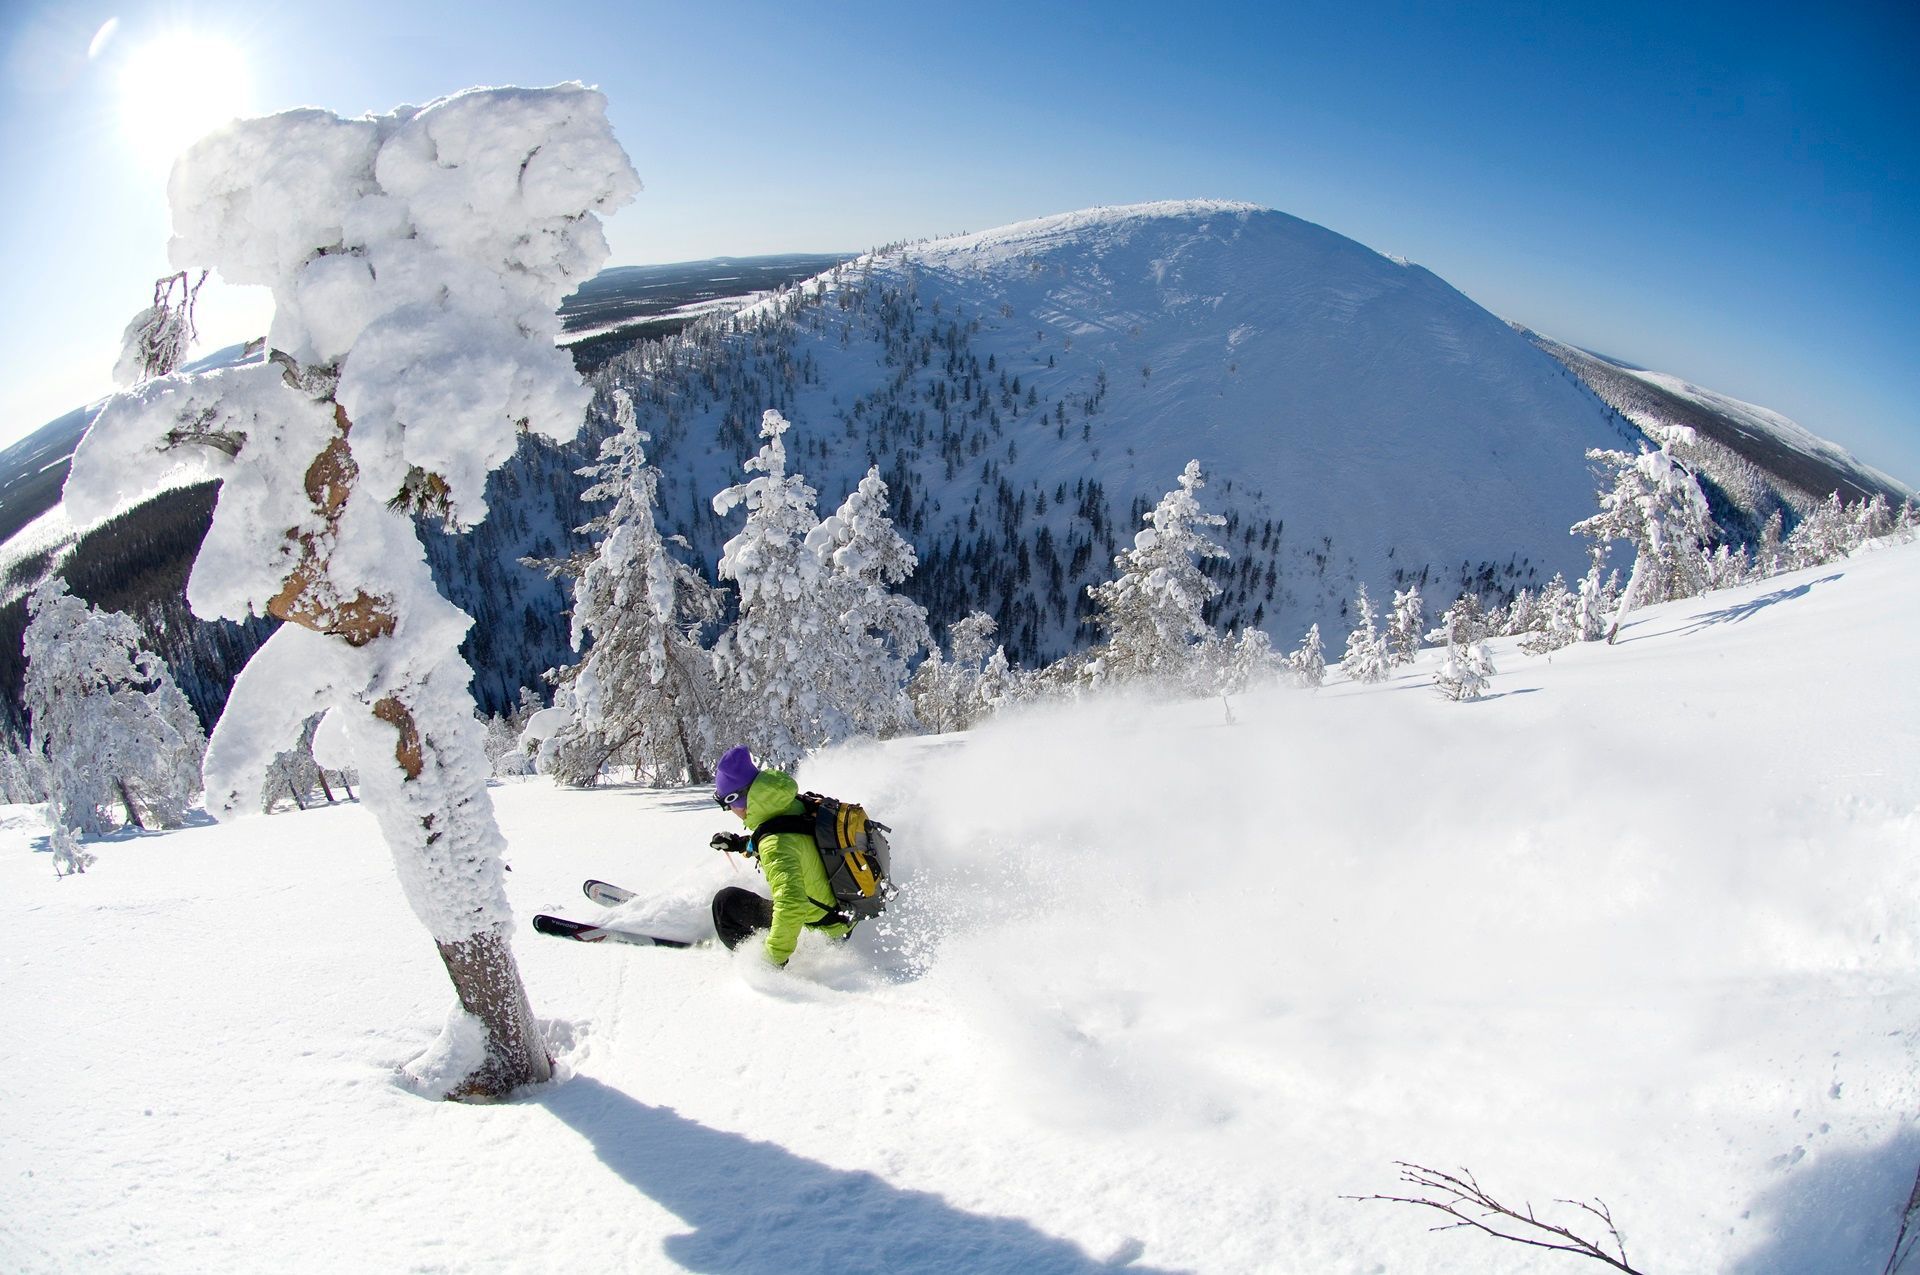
[2,0,1915,481]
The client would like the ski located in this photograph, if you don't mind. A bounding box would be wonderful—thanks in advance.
[531,913,691,948]
[582,879,636,908]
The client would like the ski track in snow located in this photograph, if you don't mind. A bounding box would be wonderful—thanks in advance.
[5,541,1920,1272]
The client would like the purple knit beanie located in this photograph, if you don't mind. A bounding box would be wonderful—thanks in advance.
[713,747,759,809]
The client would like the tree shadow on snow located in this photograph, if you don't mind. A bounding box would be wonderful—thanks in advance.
[24,809,218,859]
[1678,574,1845,636]
[1729,1125,1920,1274]
[539,1075,1183,1274]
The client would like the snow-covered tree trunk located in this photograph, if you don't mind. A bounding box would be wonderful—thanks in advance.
[252,385,551,1098]
[65,86,639,1100]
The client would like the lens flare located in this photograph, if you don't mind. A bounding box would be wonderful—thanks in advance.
[117,31,251,170]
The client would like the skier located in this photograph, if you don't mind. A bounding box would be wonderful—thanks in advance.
[707,746,855,966]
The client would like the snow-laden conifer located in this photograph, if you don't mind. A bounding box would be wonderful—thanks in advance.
[0,744,46,805]
[483,689,543,777]
[547,390,725,786]
[1206,626,1277,710]
[1784,491,1853,569]
[1755,510,1788,577]
[805,465,931,739]
[1574,546,1614,643]
[1853,493,1896,544]
[1433,597,1496,701]
[1340,585,1391,684]
[62,85,638,1099]
[23,579,206,848]
[1085,459,1229,688]
[1500,588,1538,639]
[910,611,1006,733]
[1386,585,1424,666]
[1573,435,1713,643]
[712,410,831,766]
[1285,623,1327,688]
[1517,573,1580,656]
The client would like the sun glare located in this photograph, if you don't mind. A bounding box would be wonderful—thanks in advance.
[117,31,252,170]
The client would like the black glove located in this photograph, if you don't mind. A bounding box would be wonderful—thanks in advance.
[710,831,749,856]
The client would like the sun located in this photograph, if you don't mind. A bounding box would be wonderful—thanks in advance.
[116,30,253,170]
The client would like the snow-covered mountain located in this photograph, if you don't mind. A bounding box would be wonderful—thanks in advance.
[573,201,1642,664]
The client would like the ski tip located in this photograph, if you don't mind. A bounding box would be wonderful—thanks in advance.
[533,914,601,940]
[583,878,637,906]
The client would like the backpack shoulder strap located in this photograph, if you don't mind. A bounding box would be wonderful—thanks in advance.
[749,813,814,853]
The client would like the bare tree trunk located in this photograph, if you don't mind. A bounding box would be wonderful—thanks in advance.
[436,931,551,1098]
[279,760,308,810]
[316,771,336,804]
[116,779,146,830]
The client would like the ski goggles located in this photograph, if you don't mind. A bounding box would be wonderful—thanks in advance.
[713,790,747,809]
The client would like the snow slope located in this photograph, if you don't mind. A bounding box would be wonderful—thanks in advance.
[4,546,1918,1272]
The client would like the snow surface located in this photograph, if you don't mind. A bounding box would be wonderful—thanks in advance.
[5,540,1920,1272]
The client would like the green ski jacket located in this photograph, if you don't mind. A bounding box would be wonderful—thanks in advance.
[742,768,851,965]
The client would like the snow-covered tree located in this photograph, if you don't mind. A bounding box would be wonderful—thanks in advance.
[261,715,351,812]
[1433,599,1496,702]
[1755,509,1788,577]
[1386,585,1424,666]
[910,611,1006,733]
[1499,588,1538,639]
[1205,626,1277,713]
[805,465,931,738]
[1573,546,1614,643]
[1285,623,1326,689]
[547,389,725,786]
[1572,438,1712,644]
[1341,585,1391,684]
[1424,592,1490,648]
[712,409,832,767]
[0,743,46,805]
[1702,543,1753,591]
[1784,491,1853,569]
[483,688,543,778]
[23,579,206,844]
[1517,574,1580,656]
[113,270,207,386]
[1853,493,1896,544]
[1085,459,1229,688]
[64,86,638,1099]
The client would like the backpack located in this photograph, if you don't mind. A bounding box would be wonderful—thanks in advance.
[749,792,892,923]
